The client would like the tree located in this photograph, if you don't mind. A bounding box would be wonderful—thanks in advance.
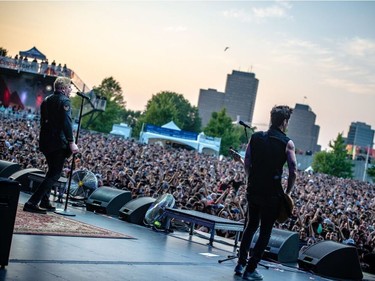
[203,108,252,156]
[120,109,142,129]
[132,91,201,137]
[311,151,334,174]
[233,125,252,149]
[93,76,126,107]
[312,133,353,178]
[367,164,375,182]
[75,77,127,133]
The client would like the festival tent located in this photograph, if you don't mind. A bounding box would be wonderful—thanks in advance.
[19,46,46,60]
[139,121,221,156]
[162,121,181,131]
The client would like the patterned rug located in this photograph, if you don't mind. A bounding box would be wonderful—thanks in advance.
[14,205,134,239]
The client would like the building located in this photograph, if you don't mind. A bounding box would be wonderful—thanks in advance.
[287,103,321,154]
[198,70,259,126]
[346,121,374,148]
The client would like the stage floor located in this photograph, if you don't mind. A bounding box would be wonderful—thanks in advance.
[1,192,374,281]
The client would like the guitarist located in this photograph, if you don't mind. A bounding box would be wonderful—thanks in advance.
[232,105,297,280]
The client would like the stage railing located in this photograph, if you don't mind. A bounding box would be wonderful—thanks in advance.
[0,55,90,93]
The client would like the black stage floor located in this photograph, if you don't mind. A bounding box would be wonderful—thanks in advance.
[1,192,374,281]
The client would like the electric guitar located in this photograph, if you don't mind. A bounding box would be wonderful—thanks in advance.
[229,148,242,162]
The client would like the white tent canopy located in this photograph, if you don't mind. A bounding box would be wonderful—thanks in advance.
[162,121,181,131]
[140,121,221,156]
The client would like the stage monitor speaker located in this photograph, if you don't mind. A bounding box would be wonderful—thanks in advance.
[298,240,363,280]
[0,177,20,268]
[119,197,156,225]
[250,228,299,263]
[0,160,21,178]
[86,186,132,216]
[9,168,44,192]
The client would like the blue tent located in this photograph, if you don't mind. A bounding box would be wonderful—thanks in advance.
[19,46,46,60]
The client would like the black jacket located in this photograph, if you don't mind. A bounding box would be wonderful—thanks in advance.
[39,91,74,155]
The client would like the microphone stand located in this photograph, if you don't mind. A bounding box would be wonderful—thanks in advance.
[55,93,86,217]
[243,126,248,142]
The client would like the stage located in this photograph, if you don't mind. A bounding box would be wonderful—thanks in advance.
[1,191,373,281]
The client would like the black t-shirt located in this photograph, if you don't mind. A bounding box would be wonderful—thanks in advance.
[247,127,290,196]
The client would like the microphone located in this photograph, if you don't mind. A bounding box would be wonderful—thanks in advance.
[239,120,251,129]
[76,92,91,100]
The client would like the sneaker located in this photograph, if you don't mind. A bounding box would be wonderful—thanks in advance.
[243,270,263,280]
[23,203,47,214]
[39,202,56,211]
[234,264,244,276]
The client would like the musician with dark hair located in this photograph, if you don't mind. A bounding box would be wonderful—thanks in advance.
[233,105,297,280]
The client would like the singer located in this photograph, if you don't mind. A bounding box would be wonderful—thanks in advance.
[23,77,79,214]
[232,105,297,280]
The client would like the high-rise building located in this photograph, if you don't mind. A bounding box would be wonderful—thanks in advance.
[346,122,374,148]
[287,103,321,154]
[198,70,259,126]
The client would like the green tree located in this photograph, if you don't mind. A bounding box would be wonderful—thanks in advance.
[233,124,253,148]
[133,91,201,137]
[203,108,251,156]
[120,109,142,129]
[367,165,375,182]
[312,133,353,178]
[75,77,127,133]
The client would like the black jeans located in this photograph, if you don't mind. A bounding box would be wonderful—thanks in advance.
[238,194,281,272]
[28,149,67,206]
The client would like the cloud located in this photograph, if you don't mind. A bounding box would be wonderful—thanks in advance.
[323,77,375,95]
[222,1,292,23]
[276,0,293,10]
[283,39,329,55]
[222,9,250,21]
[252,5,288,19]
[271,37,375,96]
[338,37,375,71]
[164,26,188,32]
[321,37,375,95]
[318,57,354,73]
[341,37,375,57]
[271,39,329,65]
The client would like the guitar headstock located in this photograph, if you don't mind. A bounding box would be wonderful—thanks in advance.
[229,148,242,161]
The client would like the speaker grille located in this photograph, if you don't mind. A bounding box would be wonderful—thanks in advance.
[119,197,156,225]
[0,161,21,178]
[86,187,132,216]
[298,240,363,280]
[250,228,299,263]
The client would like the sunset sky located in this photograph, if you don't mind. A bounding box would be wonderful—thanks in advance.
[1,1,374,150]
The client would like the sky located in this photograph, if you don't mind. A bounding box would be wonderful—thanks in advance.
[1,1,374,150]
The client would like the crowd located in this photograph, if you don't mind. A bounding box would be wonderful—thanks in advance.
[0,110,374,272]
[0,53,70,77]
